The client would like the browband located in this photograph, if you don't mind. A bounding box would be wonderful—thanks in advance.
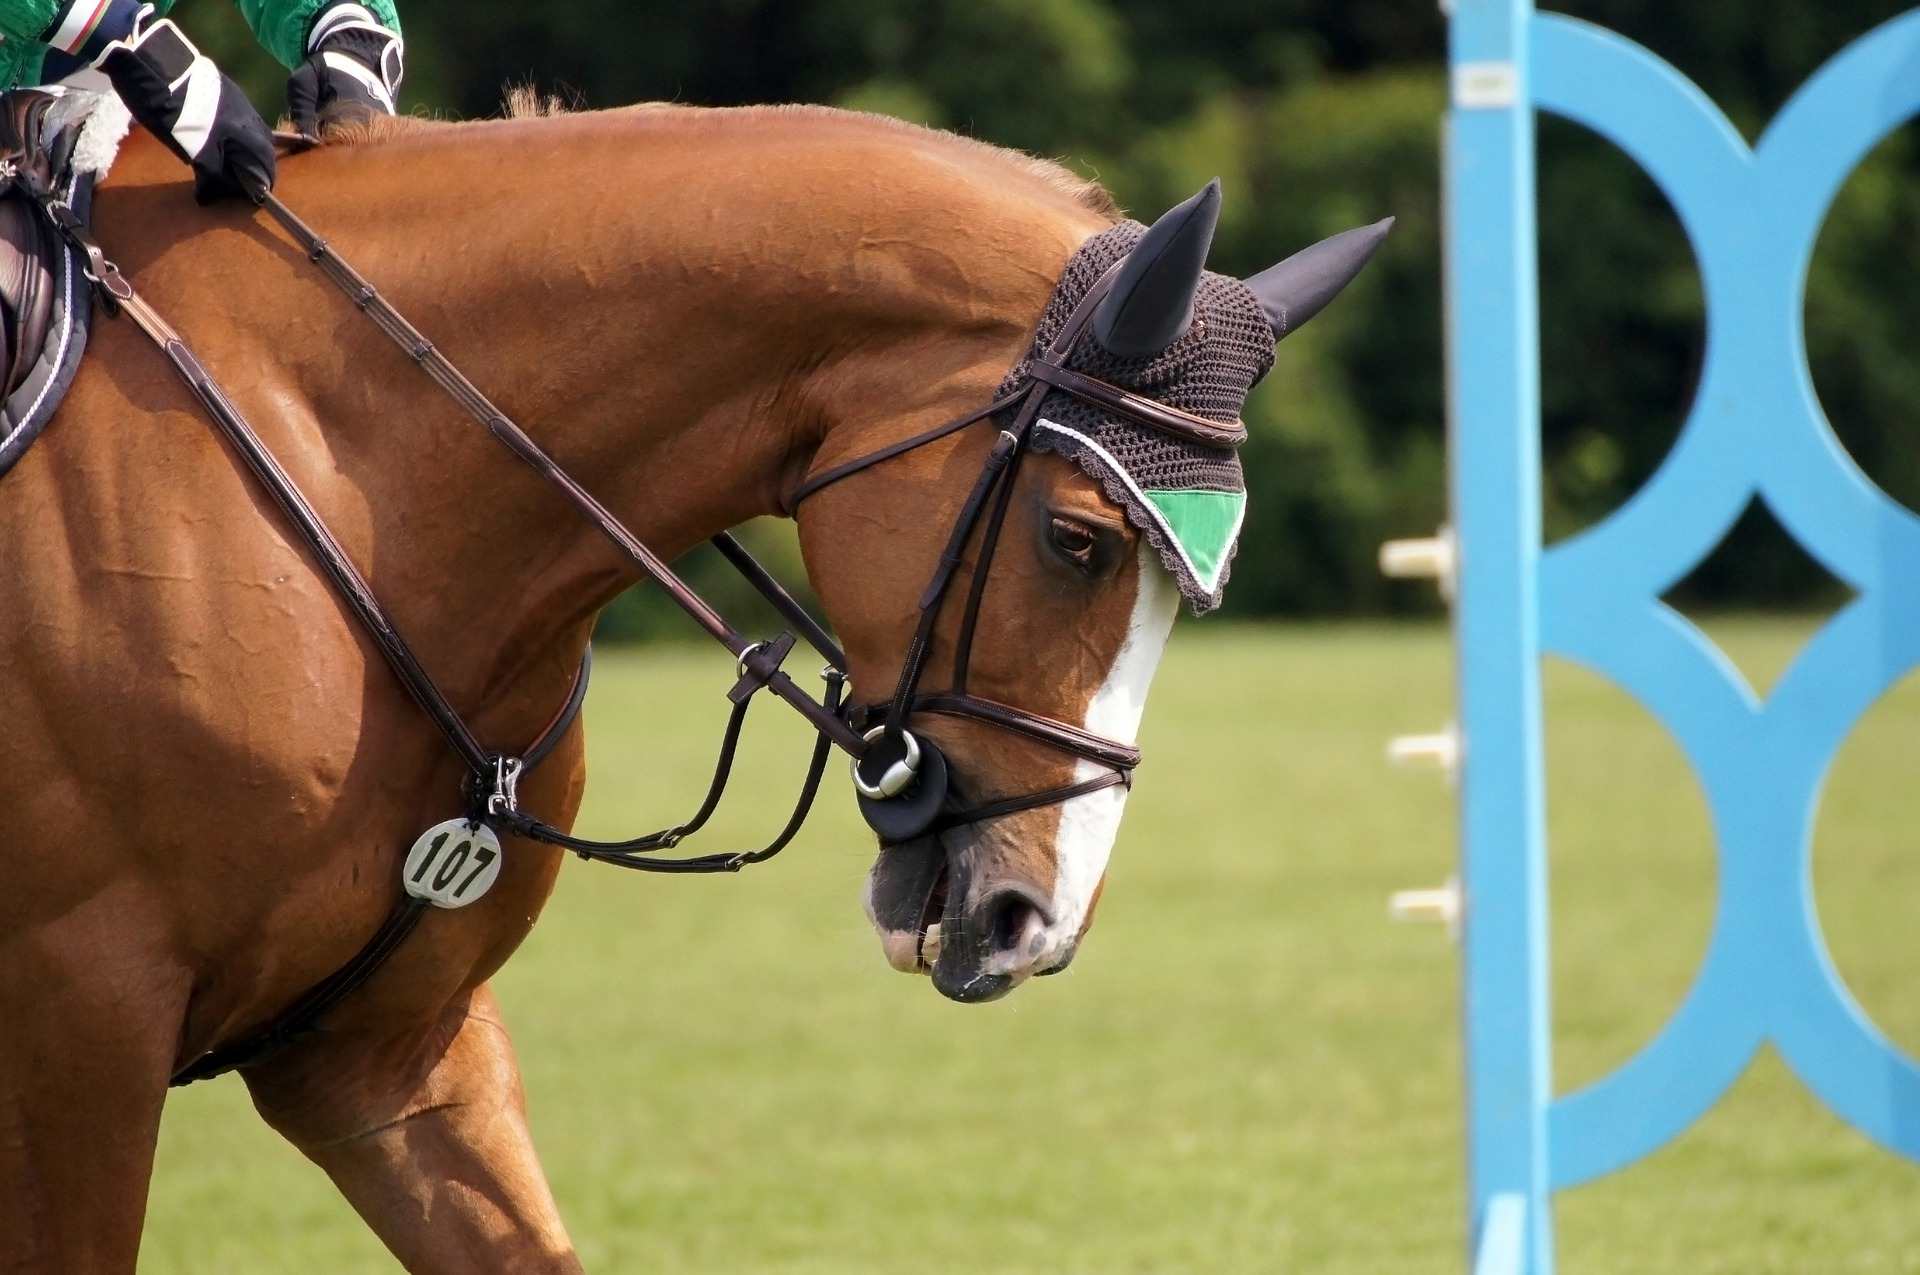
[1025,361,1248,448]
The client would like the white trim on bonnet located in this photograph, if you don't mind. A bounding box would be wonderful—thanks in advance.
[1033,417,1245,595]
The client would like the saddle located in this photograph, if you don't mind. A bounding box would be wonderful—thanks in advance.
[0,87,100,481]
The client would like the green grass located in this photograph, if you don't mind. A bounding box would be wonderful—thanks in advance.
[139,619,1920,1273]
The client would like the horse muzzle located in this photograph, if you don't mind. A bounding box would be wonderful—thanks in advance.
[864,824,1060,1003]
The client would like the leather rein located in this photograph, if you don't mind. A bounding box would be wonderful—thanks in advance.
[26,166,1236,1081]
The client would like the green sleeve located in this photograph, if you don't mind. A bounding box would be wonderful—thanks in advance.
[234,0,402,71]
[0,0,60,43]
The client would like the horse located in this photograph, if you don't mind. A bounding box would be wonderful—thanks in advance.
[0,99,1381,1269]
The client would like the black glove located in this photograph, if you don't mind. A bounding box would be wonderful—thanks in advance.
[98,13,275,204]
[287,2,403,138]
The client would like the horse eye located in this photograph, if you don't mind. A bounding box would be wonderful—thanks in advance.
[1049,517,1097,565]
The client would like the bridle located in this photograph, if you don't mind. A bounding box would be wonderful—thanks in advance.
[788,256,1244,843]
[27,165,1242,1080]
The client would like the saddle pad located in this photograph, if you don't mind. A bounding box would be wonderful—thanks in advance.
[0,175,89,481]
[0,90,122,482]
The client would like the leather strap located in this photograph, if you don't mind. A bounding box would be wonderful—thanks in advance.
[909,694,1142,771]
[948,413,1026,693]
[934,768,1130,833]
[256,190,870,760]
[170,897,427,1085]
[784,395,1015,511]
[878,422,1028,742]
[709,532,846,671]
[1026,361,1248,447]
[496,668,845,872]
[41,193,498,778]
[169,641,593,1087]
[521,645,594,772]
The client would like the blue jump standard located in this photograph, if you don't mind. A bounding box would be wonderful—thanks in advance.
[1440,4,1920,1272]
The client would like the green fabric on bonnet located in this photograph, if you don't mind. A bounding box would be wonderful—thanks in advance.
[0,0,401,90]
[1143,488,1245,594]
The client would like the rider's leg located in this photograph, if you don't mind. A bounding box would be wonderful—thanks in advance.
[242,983,582,1274]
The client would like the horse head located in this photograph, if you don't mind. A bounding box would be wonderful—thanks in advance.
[795,180,1391,1001]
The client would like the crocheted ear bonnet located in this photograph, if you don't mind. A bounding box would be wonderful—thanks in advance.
[997,221,1274,611]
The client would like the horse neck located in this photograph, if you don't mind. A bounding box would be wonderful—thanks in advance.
[121,111,1102,716]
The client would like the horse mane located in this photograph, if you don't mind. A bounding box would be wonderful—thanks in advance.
[743,104,1122,221]
[318,91,1121,221]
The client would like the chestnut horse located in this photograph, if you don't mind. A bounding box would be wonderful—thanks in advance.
[0,102,1368,1269]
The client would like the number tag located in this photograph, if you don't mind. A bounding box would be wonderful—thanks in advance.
[402,819,503,909]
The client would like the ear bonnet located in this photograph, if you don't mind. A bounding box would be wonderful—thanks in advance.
[999,220,1273,611]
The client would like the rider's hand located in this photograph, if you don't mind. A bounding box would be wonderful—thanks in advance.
[286,2,403,139]
[97,12,275,205]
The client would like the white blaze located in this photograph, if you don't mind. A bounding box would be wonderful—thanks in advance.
[1040,541,1179,957]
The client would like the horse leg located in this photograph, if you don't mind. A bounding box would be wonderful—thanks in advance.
[241,983,581,1273]
[0,912,183,1272]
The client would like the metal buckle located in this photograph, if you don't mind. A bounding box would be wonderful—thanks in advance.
[821,664,848,703]
[736,641,767,680]
[728,632,796,705]
[487,755,524,816]
[851,725,921,800]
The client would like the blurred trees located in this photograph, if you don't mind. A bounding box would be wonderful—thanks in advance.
[187,0,1920,624]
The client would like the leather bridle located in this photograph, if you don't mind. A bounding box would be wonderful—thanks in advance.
[788,258,1216,844]
[29,170,1241,1080]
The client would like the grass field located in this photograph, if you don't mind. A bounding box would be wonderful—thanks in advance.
[139,619,1920,1273]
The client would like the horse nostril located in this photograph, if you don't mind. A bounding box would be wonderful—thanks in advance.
[976,885,1053,964]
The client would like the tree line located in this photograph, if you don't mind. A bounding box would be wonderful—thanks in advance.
[191,0,1918,628]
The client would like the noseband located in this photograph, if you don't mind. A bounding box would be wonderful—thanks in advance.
[35,175,1238,1080]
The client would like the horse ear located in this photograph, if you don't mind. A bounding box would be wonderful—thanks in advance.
[1091,178,1222,358]
[1244,217,1395,342]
